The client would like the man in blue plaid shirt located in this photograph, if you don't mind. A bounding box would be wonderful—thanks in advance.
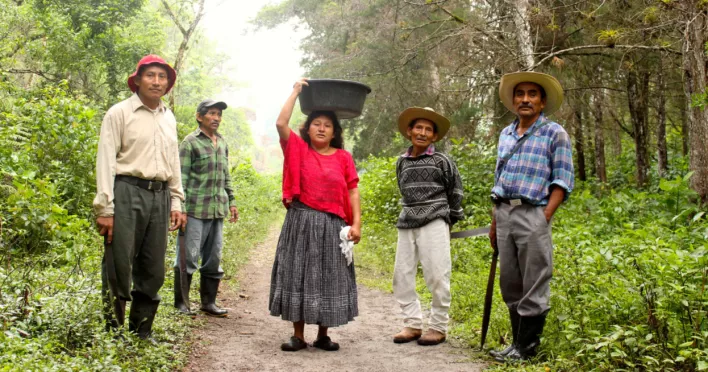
[488,72,574,362]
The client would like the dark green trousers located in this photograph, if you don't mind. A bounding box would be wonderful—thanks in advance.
[102,179,170,302]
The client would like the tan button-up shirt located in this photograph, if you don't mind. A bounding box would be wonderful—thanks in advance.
[93,94,184,217]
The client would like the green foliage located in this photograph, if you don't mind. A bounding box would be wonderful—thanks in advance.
[356,143,708,371]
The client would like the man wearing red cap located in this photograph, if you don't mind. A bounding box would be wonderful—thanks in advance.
[93,55,185,339]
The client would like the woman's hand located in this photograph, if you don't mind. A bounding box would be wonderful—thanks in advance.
[347,225,361,244]
[293,78,309,94]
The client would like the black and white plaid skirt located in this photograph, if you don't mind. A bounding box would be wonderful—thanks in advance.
[268,201,358,327]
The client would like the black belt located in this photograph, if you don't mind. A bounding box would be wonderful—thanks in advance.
[490,194,533,206]
[116,175,168,192]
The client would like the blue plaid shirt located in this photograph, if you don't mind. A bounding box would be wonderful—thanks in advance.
[492,113,574,205]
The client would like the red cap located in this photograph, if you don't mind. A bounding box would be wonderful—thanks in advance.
[127,54,177,94]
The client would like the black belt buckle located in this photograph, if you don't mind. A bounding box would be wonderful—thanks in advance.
[147,180,163,192]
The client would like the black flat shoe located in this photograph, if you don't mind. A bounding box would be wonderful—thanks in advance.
[281,336,307,352]
[313,336,340,351]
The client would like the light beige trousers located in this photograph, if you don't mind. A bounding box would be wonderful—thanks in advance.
[393,218,451,333]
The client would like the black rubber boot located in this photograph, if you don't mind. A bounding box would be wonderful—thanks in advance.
[496,311,548,362]
[103,298,126,332]
[200,276,228,317]
[128,293,161,340]
[173,268,193,315]
[490,305,520,358]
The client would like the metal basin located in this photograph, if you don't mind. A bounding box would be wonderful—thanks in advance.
[299,79,372,119]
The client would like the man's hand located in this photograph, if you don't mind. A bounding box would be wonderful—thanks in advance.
[489,218,497,252]
[347,225,361,244]
[181,212,188,229]
[169,210,184,231]
[229,206,239,223]
[97,216,114,243]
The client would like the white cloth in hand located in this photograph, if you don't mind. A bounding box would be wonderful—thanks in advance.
[339,226,354,266]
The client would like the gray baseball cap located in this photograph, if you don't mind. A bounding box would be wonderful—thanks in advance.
[197,99,227,112]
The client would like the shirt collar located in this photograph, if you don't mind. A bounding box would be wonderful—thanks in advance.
[130,93,166,113]
[194,126,223,139]
[402,144,436,158]
[508,112,548,137]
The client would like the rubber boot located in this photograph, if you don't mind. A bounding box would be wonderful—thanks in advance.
[490,305,520,358]
[128,293,161,340]
[173,268,193,315]
[200,276,228,317]
[497,311,548,362]
[102,283,126,332]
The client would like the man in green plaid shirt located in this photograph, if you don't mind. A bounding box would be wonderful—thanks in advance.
[174,99,239,317]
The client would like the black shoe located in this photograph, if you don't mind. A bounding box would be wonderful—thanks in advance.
[200,276,228,317]
[281,336,308,351]
[174,268,193,315]
[313,336,340,351]
[128,293,160,340]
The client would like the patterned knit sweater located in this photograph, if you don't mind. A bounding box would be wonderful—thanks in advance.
[395,149,464,229]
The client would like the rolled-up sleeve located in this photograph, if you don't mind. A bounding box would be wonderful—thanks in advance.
[93,109,121,217]
[550,128,575,199]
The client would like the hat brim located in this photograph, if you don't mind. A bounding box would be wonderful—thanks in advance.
[397,107,450,142]
[127,63,177,94]
[499,72,564,116]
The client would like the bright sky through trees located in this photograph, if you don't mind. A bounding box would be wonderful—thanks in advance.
[201,1,307,141]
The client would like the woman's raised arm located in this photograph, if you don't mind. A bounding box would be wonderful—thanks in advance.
[276,78,309,141]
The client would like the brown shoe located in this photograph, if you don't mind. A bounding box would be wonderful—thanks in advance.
[393,327,422,344]
[417,329,446,346]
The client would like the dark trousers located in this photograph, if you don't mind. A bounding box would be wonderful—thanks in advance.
[101,179,170,302]
[495,202,553,317]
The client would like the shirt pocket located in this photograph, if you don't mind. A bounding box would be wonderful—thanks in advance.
[193,151,212,174]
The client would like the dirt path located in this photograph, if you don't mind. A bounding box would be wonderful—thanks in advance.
[185,227,484,372]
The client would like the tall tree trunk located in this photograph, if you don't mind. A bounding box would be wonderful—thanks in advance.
[161,0,206,111]
[682,3,708,203]
[627,67,651,187]
[574,101,587,182]
[681,94,689,157]
[592,90,607,183]
[507,0,535,70]
[656,68,668,178]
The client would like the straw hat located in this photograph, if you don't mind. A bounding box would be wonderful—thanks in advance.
[397,107,450,142]
[499,72,564,115]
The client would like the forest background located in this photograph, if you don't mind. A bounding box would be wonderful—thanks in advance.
[0,0,707,371]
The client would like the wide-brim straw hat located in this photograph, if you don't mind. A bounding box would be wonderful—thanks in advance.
[397,107,450,142]
[499,72,564,115]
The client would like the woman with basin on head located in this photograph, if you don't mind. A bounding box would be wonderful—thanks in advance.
[269,78,361,352]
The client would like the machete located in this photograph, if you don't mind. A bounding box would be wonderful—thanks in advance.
[480,249,498,350]
[449,226,496,349]
[178,229,191,313]
[104,237,125,326]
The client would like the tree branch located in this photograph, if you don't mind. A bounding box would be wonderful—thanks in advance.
[160,0,187,36]
[533,44,681,70]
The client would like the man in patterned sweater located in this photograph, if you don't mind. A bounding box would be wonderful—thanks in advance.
[489,72,574,362]
[392,107,464,346]
[174,99,239,317]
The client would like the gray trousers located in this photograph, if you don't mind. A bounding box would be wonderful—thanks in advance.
[102,179,170,302]
[495,202,553,317]
[174,216,224,279]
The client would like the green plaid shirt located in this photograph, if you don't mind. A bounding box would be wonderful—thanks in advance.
[179,128,235,219]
